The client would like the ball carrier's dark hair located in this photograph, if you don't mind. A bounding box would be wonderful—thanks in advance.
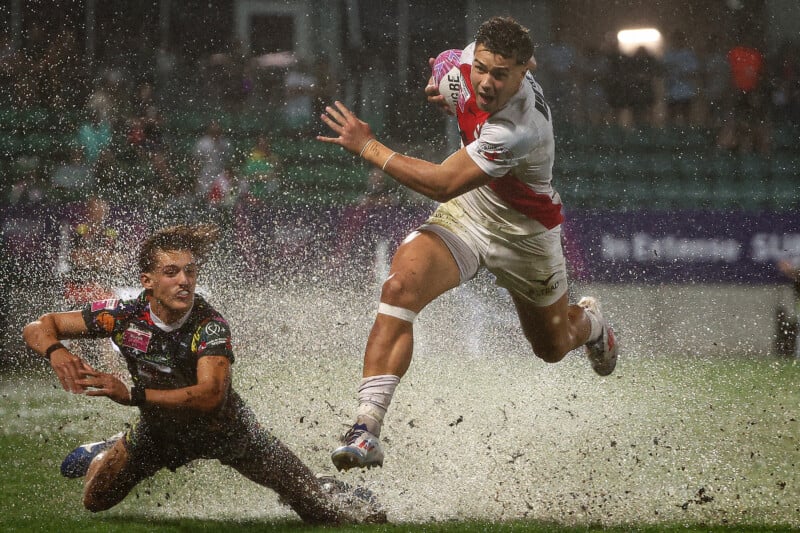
[138,223,220,273]
[474,16,534,66]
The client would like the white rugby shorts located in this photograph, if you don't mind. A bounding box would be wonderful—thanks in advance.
[418,198,567,306]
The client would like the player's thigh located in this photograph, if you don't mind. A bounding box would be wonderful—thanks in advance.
[382,230,461,310]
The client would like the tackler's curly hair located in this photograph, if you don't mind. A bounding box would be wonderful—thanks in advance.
[474,16,534,66]
[138,223,220,273]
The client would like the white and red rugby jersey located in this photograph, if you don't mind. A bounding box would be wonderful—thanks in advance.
[455,42,563,233]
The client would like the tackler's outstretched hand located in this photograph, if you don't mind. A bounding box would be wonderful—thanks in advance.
[317,101,376,155]
[49,347,96,394]
[77,369,132,406]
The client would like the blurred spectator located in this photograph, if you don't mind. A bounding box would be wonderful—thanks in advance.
[769,41,800,126]
[662,30,700,127]
[232,135,283,279]
[0,31,22,103]
[152,154,197,226]
[50,145,95,200]
[154,43,181,105]
[192,120,232,204]
[241,134,282,201]
[7,157,47,206]
[58,196,126,307]
[36,28,90,110]
[627,46,660,129]
[579,44,612,126]
[603,39,659,129]
[716,42,770,155]
[86,69,129,129]
[55,195,129,370]
[283,61,317,134]
[11,20,47,107]
[537,34,582,124]
[76,108,113,166]
[329,168,400,283]
[126,81,166,157]
[699,34,731,129]
[776,259,800,357]
[207,164,241,215]
[312,57,337,122]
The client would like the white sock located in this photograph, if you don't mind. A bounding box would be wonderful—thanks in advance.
[584,309,602,343]
[355,374,400,437]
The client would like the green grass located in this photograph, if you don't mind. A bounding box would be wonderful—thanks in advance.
[2,353,799,532]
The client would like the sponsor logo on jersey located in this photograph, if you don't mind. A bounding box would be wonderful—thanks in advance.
[204,337,228,348]
[478,141,512,163]
[96,311,115,333]
[204,321,223,337]
[91,299,119,312]
[122,327,152,353]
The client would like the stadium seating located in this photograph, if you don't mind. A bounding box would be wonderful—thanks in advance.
[0,105,797,212]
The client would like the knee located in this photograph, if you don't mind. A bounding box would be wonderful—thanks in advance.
[83,490,115,513]
[380,275,411,306]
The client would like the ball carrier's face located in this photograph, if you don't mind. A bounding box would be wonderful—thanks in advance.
[470,43,528,114]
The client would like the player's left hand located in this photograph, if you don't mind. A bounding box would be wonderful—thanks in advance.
[77,370,131,405]
[317,101,375,155]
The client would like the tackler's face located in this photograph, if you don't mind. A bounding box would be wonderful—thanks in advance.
[141,249,198,323]
[470,43,528,114]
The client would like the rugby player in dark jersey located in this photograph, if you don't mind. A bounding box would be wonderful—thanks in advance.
[23,223,384,524]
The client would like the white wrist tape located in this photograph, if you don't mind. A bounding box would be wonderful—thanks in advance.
[378,302,418,322]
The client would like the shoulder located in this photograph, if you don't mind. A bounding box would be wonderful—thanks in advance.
[190,298,233,357]
[460,42,476,66]
[484,103,540,149]
[82,293,145,334]
[191,296,231,336]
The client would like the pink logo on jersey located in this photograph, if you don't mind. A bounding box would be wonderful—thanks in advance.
[91,299,119,312]
[122,327,151,352]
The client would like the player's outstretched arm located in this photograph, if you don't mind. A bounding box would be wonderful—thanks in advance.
[317,101,490,202]
[78,355,232,412]
[22,311,95,394]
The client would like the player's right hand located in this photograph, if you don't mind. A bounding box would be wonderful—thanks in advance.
[50,349,95,394]
[317,101,375,155]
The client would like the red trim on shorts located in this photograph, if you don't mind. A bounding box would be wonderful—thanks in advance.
[488,175,564,229]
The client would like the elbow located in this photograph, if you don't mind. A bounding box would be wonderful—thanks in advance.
[430,190,458,203]
[21,318,45,349]
[21,323,34,348]
[196,386,227,413]
[428,183,463,203]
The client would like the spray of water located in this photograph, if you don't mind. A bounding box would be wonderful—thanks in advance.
[3,244,799,527]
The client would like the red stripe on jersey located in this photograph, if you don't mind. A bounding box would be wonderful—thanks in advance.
[488,175,564,229]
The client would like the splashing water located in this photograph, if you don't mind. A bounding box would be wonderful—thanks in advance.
[2,265,799,527]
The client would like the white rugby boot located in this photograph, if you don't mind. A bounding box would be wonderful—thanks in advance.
[578,296,619,376]
[331,423,384,471]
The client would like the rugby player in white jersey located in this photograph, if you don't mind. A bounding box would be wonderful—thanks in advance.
[318,16,618,471]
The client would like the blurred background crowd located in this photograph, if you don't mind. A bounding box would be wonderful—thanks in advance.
[0,0,798,219]
[0,0,798,362]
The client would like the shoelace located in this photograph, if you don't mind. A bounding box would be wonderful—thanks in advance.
[343,423,369,445]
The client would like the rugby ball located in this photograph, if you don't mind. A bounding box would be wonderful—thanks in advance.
[432,49,462,113]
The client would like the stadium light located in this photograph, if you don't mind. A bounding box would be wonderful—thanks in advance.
[617,27,663,56]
